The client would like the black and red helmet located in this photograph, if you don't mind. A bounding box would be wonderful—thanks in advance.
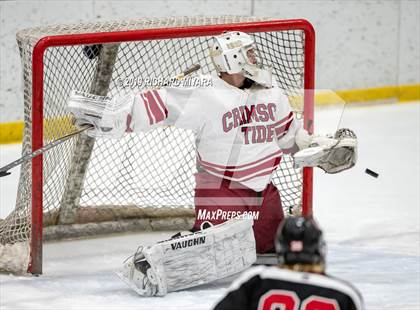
[275,216,326,265]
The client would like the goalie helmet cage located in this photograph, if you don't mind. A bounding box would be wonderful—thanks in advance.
[0,16,314,275]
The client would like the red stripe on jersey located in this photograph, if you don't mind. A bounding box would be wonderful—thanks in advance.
[203,165,279,183]
[275,116,294,138]
[197,150,282,170]
[198,155,281,181]
[140,93,154,125]
[152,90,168,118]
[143,90,166,123]
[272,111,294,127]
[125,113,133,132]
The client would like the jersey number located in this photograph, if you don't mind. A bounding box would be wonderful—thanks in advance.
[258,289,339,310]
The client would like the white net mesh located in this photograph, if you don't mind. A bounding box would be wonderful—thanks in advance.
[0,16,311,273]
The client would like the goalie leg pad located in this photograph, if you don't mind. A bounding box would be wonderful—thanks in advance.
[116,218,256,296]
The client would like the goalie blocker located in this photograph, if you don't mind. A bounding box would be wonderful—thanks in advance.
[116,218,256,296]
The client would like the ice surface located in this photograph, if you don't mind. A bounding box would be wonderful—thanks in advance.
[1,102,419,309]
[0,144,21,219]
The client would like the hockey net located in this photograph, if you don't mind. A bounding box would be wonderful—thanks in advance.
[0,16,314,274]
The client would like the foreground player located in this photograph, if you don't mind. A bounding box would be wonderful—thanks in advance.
[213,217,364,310]
[68,31,357,295]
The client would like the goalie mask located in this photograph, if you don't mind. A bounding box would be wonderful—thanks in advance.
[275,216,326,266]
[210,31,273,88]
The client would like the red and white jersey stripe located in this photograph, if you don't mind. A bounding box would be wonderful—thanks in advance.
[197,150,282,184]
[139,90,168,124]
[274,111,294,139]
[130,73,302,191]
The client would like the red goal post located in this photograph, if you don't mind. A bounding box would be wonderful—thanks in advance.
[3,17,315,275]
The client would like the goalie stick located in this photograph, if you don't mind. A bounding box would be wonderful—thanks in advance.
[0,124,93,177]
[0,64,201,177]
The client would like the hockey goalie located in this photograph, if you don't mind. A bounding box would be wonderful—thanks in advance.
[68,31,357,295]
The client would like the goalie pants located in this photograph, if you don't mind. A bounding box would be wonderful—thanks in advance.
[192,172,284,254]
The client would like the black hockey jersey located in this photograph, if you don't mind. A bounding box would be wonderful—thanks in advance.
[213,266,364,310]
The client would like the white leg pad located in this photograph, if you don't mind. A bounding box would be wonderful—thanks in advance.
[117,218,256,296]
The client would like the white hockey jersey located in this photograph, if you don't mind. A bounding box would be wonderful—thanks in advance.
[128,73,301,192]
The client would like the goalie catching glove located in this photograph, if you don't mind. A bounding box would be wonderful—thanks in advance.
[116,218,256,296]
[294,128,357,174]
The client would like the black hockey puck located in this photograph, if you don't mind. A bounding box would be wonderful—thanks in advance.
[365,168,379,178]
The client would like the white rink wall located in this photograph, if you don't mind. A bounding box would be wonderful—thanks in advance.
[0,0,419,122]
